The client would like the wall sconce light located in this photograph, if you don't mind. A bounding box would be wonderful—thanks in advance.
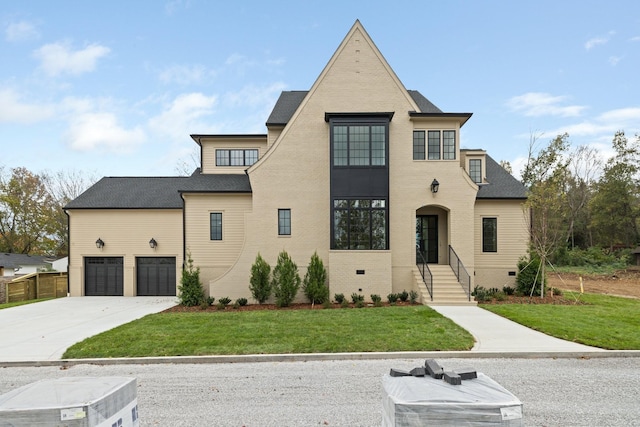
[95,238,104,249]
[430,179,440,193]
[149,238,157,249]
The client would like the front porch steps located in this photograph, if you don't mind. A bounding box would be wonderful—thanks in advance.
[414,264,477,306]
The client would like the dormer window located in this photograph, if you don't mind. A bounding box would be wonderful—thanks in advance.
[414,130,456,161]
[216,149,259,166]
[469,159,482,183]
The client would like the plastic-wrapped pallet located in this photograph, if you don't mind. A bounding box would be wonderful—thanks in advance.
[0,377,139,427]
[382,372,522,426]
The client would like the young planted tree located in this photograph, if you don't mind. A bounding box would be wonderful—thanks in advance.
[271,250,300,307]
[178,251,204,306]
[522,133,570,297]
[302,251,329,307]
[249,253,272,304]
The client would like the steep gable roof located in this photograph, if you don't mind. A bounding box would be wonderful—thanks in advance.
[477,156,527,199]
[1,253,51,269]
[65,171,251,209]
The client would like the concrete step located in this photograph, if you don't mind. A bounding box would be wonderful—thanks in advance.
[413,266,476,306]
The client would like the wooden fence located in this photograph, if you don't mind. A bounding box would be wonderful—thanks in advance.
[5,272,68,303]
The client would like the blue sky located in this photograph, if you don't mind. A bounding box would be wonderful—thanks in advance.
[1,1,639,180]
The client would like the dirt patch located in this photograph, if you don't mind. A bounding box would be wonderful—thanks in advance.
[547,268,640,299]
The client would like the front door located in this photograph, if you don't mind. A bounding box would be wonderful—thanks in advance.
[416,215,438,263]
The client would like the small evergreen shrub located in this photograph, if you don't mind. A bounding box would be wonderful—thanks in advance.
[302,252,329,306]
[178,252,205,307]
[409,290,419,304]
[236,297,248,306]
[387,293,399,304]
[271,250,301,307]
[249,253,271,304]
[399,290,409,302]
[334,293,345,304]
[516,256,546,296]
[370,294,382,307]
[351,293,364,304]
[232,301,240,309]
[322,299,332,309]
[218,296,232,306]
[502,286,515,295]
[355,300,365,308]
[340,298,350,308]
[472,285,490,302]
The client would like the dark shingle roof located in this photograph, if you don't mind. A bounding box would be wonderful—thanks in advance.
[65,171,251,209]
[265,90,443,126]
[477,156,527,199]
[1,253,51,269]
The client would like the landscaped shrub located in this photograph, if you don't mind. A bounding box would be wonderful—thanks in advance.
[178,252,205,307]
[354,299,365,308]
[472,285,490,302]
[516,256,546,296]
[387,293,399,304]
[351,293,364,304]
[409,290,419,304]
[236,297,248,306]
[302,251,329,306]
[249,253,271,304]
[334,293,345,304]
[399,290,409,302]
[271,250,301,307]
[370,294,382,307]
[502,286,515,295]
[340,298,350,308]
[216,296,231,310]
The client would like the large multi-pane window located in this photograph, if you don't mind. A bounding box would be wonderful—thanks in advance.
[210,213,222,240]
[482,217,497,252]
[333,199,387,250]
[443,130,456,160]
[332,124,386,166]
[413,131,425,160]
[469,159,482,183]
[278,209,291,236]
[427,131,441,160]
[216,149,259,166]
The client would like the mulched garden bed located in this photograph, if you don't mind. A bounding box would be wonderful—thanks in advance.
[163,301,418,313]
[479,294,588,305]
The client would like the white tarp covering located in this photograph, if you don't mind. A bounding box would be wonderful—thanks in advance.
[382,372,523,426]
[0,377,138,427]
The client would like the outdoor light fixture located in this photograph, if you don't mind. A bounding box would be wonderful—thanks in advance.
[95,238,104,249]
[149,238,157,249]
[430,179,440,193]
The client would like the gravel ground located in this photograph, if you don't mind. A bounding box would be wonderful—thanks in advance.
[1,357,639,426]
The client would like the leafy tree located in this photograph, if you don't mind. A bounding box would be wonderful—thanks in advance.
[565,145,601,248]
[178,251,204,306]
[302,251,329,306]
[522,133,570,297]
[589,131,640,249]
[0,167,57,254]
[249,253,272,304]
[271,250,300,307]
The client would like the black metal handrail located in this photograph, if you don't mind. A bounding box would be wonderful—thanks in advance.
[448,245,471,301]
[416,245,433,301]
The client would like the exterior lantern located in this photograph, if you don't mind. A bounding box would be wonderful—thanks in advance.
[430,179,440,193]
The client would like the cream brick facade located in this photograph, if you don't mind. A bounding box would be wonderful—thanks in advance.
[66,21,528,301]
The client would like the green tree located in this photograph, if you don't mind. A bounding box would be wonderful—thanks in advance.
[249,253,272,304]
[178,251,204,306]
[302,251,329,306]
[522,133,570,297]
[271,250,300,307]
[589,131,640,249]
[0,167,57,254]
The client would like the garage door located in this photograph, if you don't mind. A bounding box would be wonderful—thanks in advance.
[85,257,124,296]
[136,257,176,296]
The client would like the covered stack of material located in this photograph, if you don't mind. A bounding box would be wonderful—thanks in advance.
[382,359,522,426]
[0,377,139,427]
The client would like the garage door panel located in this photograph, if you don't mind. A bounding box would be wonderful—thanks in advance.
[136,257,176,296]
[85,257,123,296]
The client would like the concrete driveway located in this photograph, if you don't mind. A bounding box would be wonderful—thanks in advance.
[0,297,177,362]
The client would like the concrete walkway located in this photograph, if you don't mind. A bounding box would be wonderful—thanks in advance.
[0,297,177,362]
[431,305,604,352]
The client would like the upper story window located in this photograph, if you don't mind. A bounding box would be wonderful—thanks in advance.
[469,159,482,183]
[278,209,291,236]
[413,131,425,160]
[332,124,386,167]
[216,149,259,166]
[210,212,222,240]
[422,130,456,160]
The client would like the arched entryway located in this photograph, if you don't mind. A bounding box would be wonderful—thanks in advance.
[416,205,449,265]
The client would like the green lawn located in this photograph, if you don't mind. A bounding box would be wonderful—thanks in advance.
[481,292,640,350]
[0,298,52,310]
[63,306,474,358]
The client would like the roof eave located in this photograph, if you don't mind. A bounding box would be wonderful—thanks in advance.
[409,112,473,127]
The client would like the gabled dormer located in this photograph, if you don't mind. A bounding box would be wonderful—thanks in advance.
[191,134,268,174]
[461,149,487,184]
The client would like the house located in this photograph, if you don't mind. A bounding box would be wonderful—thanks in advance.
[65,21,528,303]
[0,253,52,277]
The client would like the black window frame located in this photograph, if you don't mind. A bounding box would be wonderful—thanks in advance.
[482,217,497,253]
[210,212,223,241]
[332,198,387,250]
[331,123,387,167]
[413,130,425,160]
[215,149,259,167]
[443,130,456,160]
[469,159,482,183]
[427,130,441,160]
[278,209,291,236]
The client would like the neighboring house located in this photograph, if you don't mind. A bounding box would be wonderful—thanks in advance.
[65,21,529,302]
[0,253,52,276]
[51,256,68,273]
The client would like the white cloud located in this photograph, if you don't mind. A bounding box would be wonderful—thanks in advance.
[546,107,640,138]
[608,56,622,66]
[224,82,286,108]
[585,31,615,50]
[33,41,110,76]
[0,88,55,123]
[506,92,586,118]
[65,112,146,152]
[5,21,39,42]
[629,36,640,42]
[148,92,218,139]
[158,64,214,85]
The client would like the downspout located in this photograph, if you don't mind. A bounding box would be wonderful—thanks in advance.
[64,209,70,295]
[180,192,186,270]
